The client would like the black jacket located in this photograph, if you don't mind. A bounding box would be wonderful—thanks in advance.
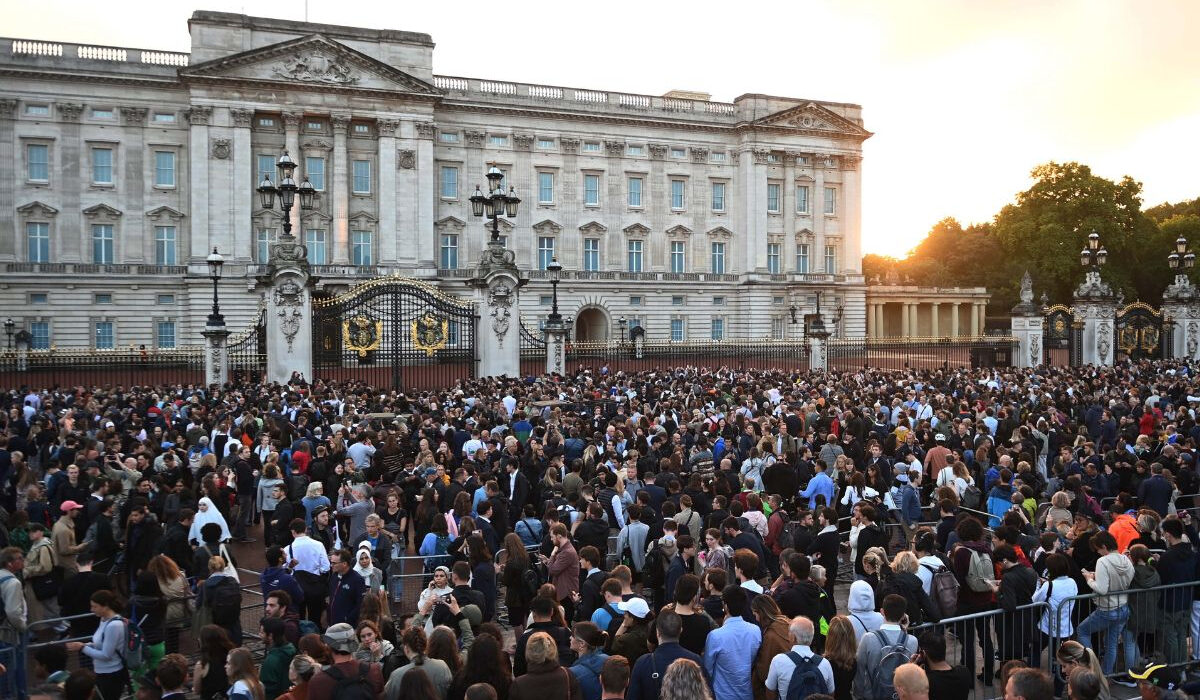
[998,563,1038,612]
[158,522,194,577]
[272,499,296,546]
[853,523,888,575]
[807,528,841,575]
[577,569,608,622]
[574,517,610,555]
[880,571,939,625]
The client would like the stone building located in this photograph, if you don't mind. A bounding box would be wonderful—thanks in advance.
[0,11,870,350]
[865,271,991,337]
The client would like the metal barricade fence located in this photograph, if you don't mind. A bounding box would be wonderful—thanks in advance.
[908,601,1048,695]
[1047,579,1198,684]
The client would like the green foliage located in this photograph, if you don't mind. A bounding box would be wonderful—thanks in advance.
[871,162,1189,312]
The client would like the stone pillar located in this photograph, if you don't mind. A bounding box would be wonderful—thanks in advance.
[229,108,254,262]
[544,318,568,375]
[866,303,876,337]
[911,304,920,336]
[840,156,862,274]
[1163,276,1200,360]
[1010,273,1042,368]
[330,114,351,264]
[951,303,961,337]
[931,303,940,338]
[263,237,313,383]
[901,303,910,336]
[810,328,831,370]
[202,325,229,386]
[58,103,83,262]
[877,304,886,337]
[0,99,16,259]
[470,240,526,377]
[970,303,980,336]
[1074,270,1117,365]
[377,118,400,265]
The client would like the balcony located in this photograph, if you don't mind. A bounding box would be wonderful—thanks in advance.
[5,262,186,275]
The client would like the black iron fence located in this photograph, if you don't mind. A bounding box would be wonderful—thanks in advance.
[828,336,1017,371]
[520,318,547,377]
[560,336,1018,374]
[0,346,205,390]
[565,338,813,374]
[227,309,267,384]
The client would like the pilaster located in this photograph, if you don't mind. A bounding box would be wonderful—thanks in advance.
[377,118,399,264]
[59,103,83,263]
[470,241,526,378]
[0,99,15,259]
[330,113,351,264]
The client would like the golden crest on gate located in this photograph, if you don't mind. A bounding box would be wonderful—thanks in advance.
[343,316,382,358]
[412,312,448,356]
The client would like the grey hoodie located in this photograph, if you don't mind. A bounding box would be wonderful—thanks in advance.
[1089,551,1135,610]
[847,579,885,642]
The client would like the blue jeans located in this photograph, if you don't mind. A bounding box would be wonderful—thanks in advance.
[0,640,26,699]
[1076,605,1132,674]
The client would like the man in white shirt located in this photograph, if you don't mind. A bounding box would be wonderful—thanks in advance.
[765,616,835,699]
[346,436,376,470]
[461,431,485,459]
[286,519,331,623]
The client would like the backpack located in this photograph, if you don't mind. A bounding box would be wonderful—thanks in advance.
[208,577,243,626]
[521,562,543,598]
[966,548,995,593]
[869,629,911,700]
[784,651,829,700]
[922,562,959,619]
[961,483,983,510]
[644,543,670,588]
[121,612,147,670]
[289,474,310,502]
[324,662,375,700]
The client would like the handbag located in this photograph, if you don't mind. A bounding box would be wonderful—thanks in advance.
[30,566,63,600]
[217,544,241,583]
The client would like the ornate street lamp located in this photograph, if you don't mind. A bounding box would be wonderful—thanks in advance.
[3,318,13,351]
[256,150,317,240]
[469,166,520,244]
[547,257,563,323]
[617,316,627,344]
[1080,229,1107,269]
[206,247,225,327]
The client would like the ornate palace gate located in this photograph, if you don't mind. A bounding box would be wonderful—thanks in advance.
[311,277,478,390]
[1043,305,1078,367]
[1114,302,1167,361]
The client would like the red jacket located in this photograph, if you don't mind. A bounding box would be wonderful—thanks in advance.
[547,541,580,602]
[765,510,787,555]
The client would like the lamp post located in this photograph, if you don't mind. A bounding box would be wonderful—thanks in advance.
[1168,235,1195,287]
[469,166,521,245]
[3,318,12,351]
[617,316,627,344]
[547,257,563,323]
[206,247,225,327]
[256,150,317,242]
[1079,229,1108,271]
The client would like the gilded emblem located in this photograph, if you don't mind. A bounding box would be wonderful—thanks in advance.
[343,316,382,358]
[412,312,448,356]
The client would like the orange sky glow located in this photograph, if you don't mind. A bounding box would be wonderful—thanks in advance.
[5,0,1198,256]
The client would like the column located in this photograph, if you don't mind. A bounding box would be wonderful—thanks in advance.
[866,303,876,337]
[186,106,213,264]
[58,103,83,262]
[330,113,351,264]
[901,302,911,336]
[230,108,254,261]
[877,303,886,337]
[282,112,301,238]
[951,302,960,337]
[119,107,147,261]
[841,155,862,274]
[0,100,15,259]
[377,118,399,265]
[911,303,920,336]
[413,121,435,270]
[931,302,940,338]
[970,303,980,336]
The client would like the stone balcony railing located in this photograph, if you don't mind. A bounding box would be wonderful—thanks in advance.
[2,37,188,71]
[438,268,848,284]
[4,262,188,275]
[433,75,741,123]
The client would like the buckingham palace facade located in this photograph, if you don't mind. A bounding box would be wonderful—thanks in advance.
[0,11,870,351]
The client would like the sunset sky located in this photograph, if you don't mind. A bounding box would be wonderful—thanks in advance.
[7,0,1198,256]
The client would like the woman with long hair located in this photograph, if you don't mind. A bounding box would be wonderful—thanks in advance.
[660,658,712,700]
[451,491,474,529]
[751,595,792,700]
[1056,640,1109,700]
[500,533,532,639]
[354,620,396,673]
[147,554,191,654]
[394,667,440,700]
[192,624,236,700]
[225,647,266,700]
[1068,668,1107,700]
[823,616,857,700]
[276,654,317,700]
[447,633,512,700]
[359,588,397,645]
[379,490,409,556]
[297,633,333,666]
[414,487,441,545]
[700,528,730,573]
[428,625,464,675]
[385,626,453,700]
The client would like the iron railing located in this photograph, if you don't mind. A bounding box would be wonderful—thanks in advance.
[0,346,205,390]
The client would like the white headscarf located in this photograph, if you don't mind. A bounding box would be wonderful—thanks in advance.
[354,542,376,581]
[189,496,232,545]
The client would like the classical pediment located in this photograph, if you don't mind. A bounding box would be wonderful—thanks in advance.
[146,206,186,221]
[532,220,563,235]
[17,201,58,217]
[435,216,465,232]
[664,224,692,237]
[181,34,441,97]
[707,226,734,239]
[747,102,872,139]
[83,203,123,219]
[579,221,608,235]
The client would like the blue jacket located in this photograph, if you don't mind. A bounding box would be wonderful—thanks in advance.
[260,566,305,611]
[898,484,922,525]
[800,471,835,509]
[986,484,1013,527]
[628,642,705,700]
[569,650,610,700]
[327,569,366,626]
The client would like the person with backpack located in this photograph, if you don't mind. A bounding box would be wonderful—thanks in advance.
[994,544,1037,674]
[307,622,385,699]
[764,615,833,700]
[198,555,244,645]
[852,594,918,700]
[65,589,128,700]
[949,516,997,686]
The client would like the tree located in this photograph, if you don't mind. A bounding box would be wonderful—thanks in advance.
[991,162,1159,304]
[1147,198,1200,224]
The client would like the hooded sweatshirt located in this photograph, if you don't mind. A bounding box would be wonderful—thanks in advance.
[1089,550,1135,610]
[846,580,884,642]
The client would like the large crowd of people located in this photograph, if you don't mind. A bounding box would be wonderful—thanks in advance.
[2,360,1200,700]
